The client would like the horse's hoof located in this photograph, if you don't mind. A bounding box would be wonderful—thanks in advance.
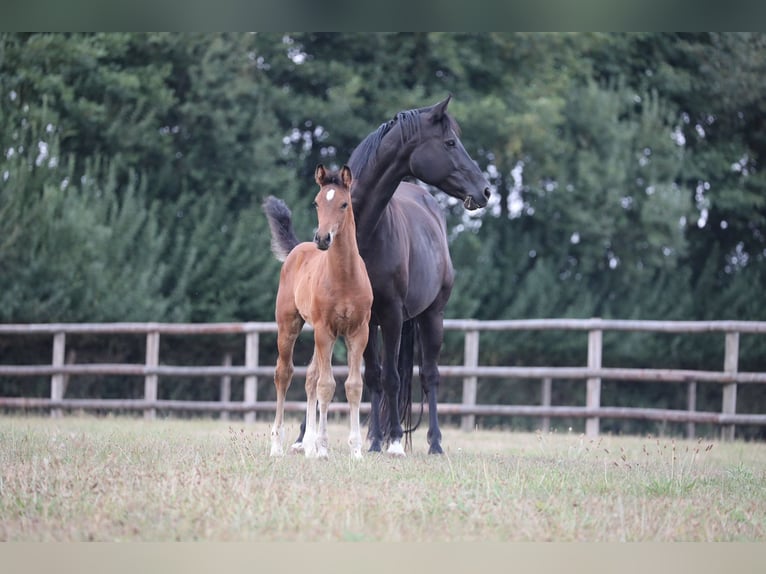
[428,443,444,455]
[290,441,304,454]
[351,449,363,460]
[368,442,382,453]
[387,441,406,457]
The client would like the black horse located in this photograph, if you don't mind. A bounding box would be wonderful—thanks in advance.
[284,96,490,455]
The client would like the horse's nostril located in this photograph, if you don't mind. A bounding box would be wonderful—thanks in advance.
[483,187,491,200]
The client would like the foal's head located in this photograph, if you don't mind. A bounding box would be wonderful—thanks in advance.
[313,164,354,251]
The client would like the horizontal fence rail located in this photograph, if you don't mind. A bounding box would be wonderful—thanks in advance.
[2,319,766,439]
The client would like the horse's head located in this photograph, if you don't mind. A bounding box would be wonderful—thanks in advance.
[313,164,354,251]
[408,95,491,211]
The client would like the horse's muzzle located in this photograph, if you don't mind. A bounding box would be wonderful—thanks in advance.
[463,187,491,211]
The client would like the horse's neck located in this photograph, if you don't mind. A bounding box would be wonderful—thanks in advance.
[326,217,364,282]
[352,132,412,237]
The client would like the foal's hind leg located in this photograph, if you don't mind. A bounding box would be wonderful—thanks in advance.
[271,314,303,457]
[302,355,320,458]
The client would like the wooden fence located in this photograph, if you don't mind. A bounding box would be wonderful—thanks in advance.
[2,319,766,439]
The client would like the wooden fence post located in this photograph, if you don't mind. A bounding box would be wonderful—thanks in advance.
[50,332,66,418]
[220,352,232,421]
[244,331,259,424]
[541,377,552,433]
[585,327,602,438]
[722,332,739,441]
[460,329,480,431]
[686,381,697,439]
[144,331,160,420]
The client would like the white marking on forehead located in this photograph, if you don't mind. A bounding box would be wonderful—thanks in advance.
[325,187,335,201]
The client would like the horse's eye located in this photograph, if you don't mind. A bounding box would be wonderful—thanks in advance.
[311,201,318,209]
[341,202,348,209]
[446,139,456,148]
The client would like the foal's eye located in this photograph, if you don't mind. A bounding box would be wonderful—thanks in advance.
[445,138,456,148]
[341,202,348,209]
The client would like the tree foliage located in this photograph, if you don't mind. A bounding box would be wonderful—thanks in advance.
[2,33,765,433]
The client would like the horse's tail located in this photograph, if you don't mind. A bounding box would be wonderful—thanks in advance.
[398,319,415,453]
[399,320,425,453]
[262,196,300,262]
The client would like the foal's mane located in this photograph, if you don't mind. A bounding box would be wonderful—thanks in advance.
[348,106,460,181]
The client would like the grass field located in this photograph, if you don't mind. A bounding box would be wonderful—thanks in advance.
[0,414,764,542]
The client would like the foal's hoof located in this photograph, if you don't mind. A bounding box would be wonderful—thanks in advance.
[269,445,284,457]
[289,441,304,454]
[428,443,444,455]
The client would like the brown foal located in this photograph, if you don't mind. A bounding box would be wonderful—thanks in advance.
[265,165,372,458]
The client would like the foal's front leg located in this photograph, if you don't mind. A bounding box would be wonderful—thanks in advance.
[306,327,335,459]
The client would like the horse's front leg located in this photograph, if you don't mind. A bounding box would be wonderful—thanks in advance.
[363,322,384,452]
[379,312,405,456]
[345,326,369,459]
[308,327,335,459]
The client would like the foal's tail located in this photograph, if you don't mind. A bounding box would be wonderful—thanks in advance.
[262,196,301,261]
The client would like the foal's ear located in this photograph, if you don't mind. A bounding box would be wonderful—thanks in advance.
[315,164,326,186]
[340,165,353,190]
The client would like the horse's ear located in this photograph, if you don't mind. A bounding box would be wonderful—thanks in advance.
[340,165,353,189]
[315,164,326,185]
[430,94,452,122]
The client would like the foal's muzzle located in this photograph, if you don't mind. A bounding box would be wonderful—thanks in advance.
[314,232,332,251]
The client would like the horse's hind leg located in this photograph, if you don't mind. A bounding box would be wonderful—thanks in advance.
[290,416,307,453]
[417,308,446,455]
[345,326,369,459]
[271,314,302,457]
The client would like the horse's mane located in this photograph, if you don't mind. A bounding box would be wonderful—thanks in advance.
[348,106,460,181]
